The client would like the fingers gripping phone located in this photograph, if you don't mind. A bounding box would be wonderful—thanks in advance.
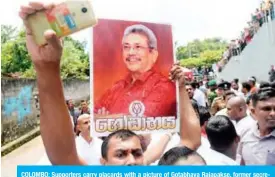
[27,0,97,45]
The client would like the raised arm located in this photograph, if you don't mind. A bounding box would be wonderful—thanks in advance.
[19,2,84,165]
[143,133,172,165]
[170,63,201,150]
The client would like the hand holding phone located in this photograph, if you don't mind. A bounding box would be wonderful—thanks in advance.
[26,0,97,45]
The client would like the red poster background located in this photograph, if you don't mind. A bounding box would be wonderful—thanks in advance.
[93,19,174,103]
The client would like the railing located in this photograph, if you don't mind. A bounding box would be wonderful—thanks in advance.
[217,4,275,72]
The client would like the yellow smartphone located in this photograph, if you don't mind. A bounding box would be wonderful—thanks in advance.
[27,0,97,45]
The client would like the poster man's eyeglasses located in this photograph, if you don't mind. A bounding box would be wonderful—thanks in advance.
[122,45,151,52]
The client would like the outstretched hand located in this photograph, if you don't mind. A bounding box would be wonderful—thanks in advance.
[19,2,63,70]
[169,62,187,88]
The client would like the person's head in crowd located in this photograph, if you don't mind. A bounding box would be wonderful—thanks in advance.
[66,99,74,109]
[216,81,231,97]
[186,83,194,99]
[241,82,251,95]
[231,81,239,91]
[206,115,240,160]
[100,129,144,165]
[234,78,239,84]
[75,114,90,136]
[258,81,275,89]
[251,76,257,82]
[198,106,211,135]
[80,100,89,113]
[208,80,217,91]
[223,90,237,104]
[251,87,275,134]
[158,146,206,165]
[199,81,203,87]
[260,81,271,89]
[198,106,211,127]
[191,82,199,90]
[122,24,158,74]
[246,95,255,118]
[226,96,247,122]
[248,77,256,88]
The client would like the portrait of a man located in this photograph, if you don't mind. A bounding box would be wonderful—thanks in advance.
[92,19,177,119]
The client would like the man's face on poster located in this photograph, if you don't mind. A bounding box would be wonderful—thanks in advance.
[122,33,158,73]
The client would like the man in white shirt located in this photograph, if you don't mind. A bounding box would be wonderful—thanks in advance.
[75,114,102,165]
[238,87,275,165]
[231,81,245,99]
[226,96,255,137]
[199,115,239,165]
[187,82,206,107]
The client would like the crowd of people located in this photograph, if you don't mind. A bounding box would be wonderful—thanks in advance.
[218,0,275,71]
[191,66,215,79]
[19,1,275,166]
[38,74,275,166]
[66,99,90,125]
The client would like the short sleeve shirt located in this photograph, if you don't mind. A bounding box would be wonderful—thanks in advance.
[239,122,275,165]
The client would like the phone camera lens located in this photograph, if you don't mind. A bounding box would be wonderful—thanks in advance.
[82,7,88,13]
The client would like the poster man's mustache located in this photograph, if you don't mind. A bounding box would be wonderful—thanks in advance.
[126,57,141,61]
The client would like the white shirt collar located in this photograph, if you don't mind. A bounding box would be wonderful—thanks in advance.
[199,148,238,165]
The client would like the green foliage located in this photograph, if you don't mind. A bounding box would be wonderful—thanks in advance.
[1,33,31,73]
[60,38,89,79]
[22,65,36,78]
[1,25,89,79]
[177,38,228,68]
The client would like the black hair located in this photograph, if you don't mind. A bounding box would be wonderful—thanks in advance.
[259,81,270,89]
[251,76,257,82]
[252,87,275,107]
[233,78,239,84]
[101,129,141,160]
[191,82,199,89]
[206,115,238,152]
[242,82,251,92]
[198,106,211,127]
[158,146,206,165]
[185,82,192,87]
[248,78,256,85]
[223,90,236,100]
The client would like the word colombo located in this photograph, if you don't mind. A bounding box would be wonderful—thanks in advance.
[95,116,176,133]
[21,172,241,177]
[21,172,124,177]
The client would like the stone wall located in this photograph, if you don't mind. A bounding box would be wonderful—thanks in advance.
[1,78,90,146]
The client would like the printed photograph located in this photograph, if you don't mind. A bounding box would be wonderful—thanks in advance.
[91,19,179,136]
